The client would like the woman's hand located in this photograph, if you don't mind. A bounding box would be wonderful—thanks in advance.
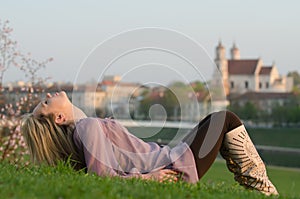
[142,169,179,183]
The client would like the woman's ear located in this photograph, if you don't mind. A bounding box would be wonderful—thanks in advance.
[55,113,66,125]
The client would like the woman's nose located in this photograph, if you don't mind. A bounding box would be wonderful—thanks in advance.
[46,93,52,98]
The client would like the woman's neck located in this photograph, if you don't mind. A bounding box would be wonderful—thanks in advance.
[67,106,87,124]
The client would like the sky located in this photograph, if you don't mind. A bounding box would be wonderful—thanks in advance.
[1,0,299,86]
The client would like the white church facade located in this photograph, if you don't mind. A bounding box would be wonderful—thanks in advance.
[214,41,293,96]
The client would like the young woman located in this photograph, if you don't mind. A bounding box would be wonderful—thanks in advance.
[21,91,278,196]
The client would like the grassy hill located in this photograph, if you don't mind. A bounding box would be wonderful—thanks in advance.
[0,161,299,199]
[203,160,300,198]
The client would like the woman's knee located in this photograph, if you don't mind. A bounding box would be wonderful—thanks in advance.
[213,110,240,120]
[210,110,242,130]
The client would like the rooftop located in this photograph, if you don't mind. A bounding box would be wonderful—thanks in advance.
[228,59,259,75]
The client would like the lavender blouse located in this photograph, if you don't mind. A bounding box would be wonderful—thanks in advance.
[73,117,198,183]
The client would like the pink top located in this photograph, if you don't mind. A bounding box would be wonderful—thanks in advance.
[73,117,198,183]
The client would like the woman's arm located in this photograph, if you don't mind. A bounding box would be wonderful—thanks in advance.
[141,169,179,182]
[114,167,179,182]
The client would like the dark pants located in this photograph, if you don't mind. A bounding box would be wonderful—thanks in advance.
[183,110,242,180]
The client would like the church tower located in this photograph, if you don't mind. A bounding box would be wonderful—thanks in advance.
[230,43,240,60]
[214,41,229,96]
[215,40,226,62]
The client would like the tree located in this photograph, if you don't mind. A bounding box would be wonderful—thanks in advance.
[228,101,258,121]
[0,20,18,87]
[138,90,151,119]
[191,81,206,92]
[288,71,300,95]
[0,20,18,107]
[243,102,258,120]
[138,81,209,121]
[270,96,300,126]
[161,88,180,120]
[288,71,300,86]
[0,19,52,165]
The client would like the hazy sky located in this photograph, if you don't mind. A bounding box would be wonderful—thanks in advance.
[1,0,299,85]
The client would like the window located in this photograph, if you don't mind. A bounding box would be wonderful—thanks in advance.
[245,81,249,89]
[266,82,269,89]
[231,81,234,88]
[259,82,262,89]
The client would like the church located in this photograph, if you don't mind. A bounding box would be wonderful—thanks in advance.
[209,41,294,115]
[214,41,293,97]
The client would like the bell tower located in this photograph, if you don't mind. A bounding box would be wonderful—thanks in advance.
[214,41,229,96]
[230,43,240,60]
[215,40,226,62]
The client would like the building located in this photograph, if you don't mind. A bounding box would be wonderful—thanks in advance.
[211,41,295,115]
[214,41,293,96]
[99,76,146,119]
[72,84,106,117]
[72,76,146,118]
[1,76,146,119]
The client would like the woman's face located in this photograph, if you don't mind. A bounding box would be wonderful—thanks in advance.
[33,91,72,117]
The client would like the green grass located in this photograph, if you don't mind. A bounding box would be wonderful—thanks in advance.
[0,161,299,199]
[202,160,300,198]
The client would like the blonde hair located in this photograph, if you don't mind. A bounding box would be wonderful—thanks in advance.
[21,114,85,170]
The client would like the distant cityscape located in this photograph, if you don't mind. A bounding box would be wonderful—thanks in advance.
[1,41,299,125]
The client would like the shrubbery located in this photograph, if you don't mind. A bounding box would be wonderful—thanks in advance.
[228,96,300,127]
